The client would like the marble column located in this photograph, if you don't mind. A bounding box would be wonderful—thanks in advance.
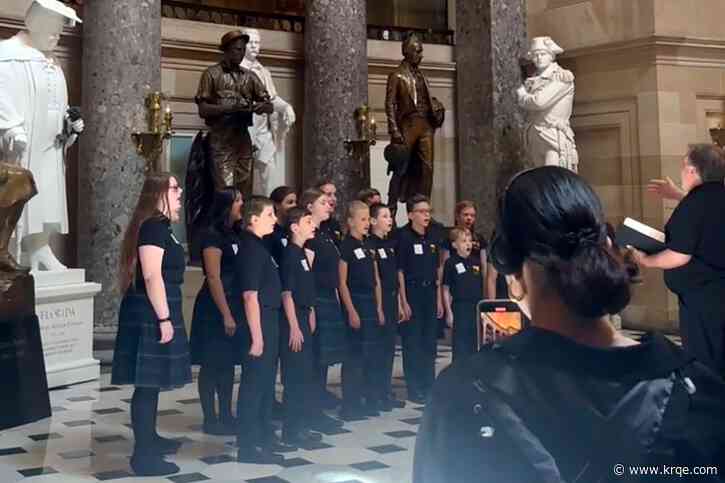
[456,0,527,236]
[303,0,368,214]
[78,1,161,333]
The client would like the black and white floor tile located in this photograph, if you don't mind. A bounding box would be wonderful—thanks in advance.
[0,346,453,483]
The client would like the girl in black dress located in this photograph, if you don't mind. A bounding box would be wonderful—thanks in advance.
[112,173,192,477]
[301,188,346,429]
[189,187,243,435]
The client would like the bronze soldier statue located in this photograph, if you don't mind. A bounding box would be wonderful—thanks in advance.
[195,30,273,199]
[385,32,445,216]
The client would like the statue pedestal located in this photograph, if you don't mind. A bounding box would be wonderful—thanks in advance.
[34,269,101,388]
[0,273,51,430]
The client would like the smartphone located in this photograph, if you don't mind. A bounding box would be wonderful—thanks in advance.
[477,299,525,349]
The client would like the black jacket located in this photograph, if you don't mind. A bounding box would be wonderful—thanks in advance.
[414,327,725,482]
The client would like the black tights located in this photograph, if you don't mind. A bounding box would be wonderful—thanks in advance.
[198,365,235,424]
[131,387,160,453]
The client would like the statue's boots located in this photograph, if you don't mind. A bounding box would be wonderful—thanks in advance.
[0,204,29,273]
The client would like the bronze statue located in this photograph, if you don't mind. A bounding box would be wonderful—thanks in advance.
[385,33,445,215]
[195,30,273,199]
[0,161,37,275]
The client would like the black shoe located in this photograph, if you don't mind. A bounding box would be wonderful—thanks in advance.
[379,398,394,412]
[236,446,284,464]
[388,397,406,409]
[321,390,341,409]
[408,393,426,405]
[362,400,381,417]
[339,405,368,421]
[264,439,298,453]
[203,421,237,436]
[152,435,183,454]
[309,413,344,432]
[130,454,180,476]
[282,429,323,445]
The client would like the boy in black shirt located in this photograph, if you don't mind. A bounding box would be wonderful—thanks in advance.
[279,208,324,445]
[369,203,406,410]
[339,201,385,418]
[235,196,285,463]
[443,227,484,362]
[396,194,444,404]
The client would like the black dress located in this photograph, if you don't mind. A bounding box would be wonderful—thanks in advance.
[664,181,725,376]
[112,216,192,390]
[189,227,245,367]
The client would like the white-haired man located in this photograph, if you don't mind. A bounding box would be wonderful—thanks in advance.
[516,36,579,172]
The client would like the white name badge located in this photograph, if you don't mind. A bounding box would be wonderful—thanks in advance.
[455,262,466,274]
[301,259,310,271]
[281,238,288,247]
[413,243,424,255]
[170,233,181,245]
[232,243,238,255]
[378,248,388,259]
[354,248,366,259]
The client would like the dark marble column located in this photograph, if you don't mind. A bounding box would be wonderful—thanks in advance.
[78,1,161,333]
[302,0,368,214]
[456,0,527,236]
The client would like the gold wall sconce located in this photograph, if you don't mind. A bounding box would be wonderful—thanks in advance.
[343,104,376,181]
[131,91,174,172]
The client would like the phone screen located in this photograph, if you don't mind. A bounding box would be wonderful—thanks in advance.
[477,300,523,347]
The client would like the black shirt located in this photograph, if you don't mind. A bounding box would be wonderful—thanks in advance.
[319,217,343,246]
[199,227,241,283]
[134,216,185,291]
[305,227,341,291]
[396,223,441,284]
[280,243,316,308]
[369,233,398,292]
[263,223,289,266]
[340,235,376,294]
[443,253,484,302]
[664,181,725,294]
[235,231,281,310]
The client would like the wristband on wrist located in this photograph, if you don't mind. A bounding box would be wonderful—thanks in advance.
[158,317,171,324]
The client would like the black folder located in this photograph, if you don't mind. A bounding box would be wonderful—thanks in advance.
[615,217,666,254]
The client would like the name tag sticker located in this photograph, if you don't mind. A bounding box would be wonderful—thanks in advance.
[301,259,310,271]
[455,262,466,274]
[281,238,288,247]
[232,243,238,255]
[354,248,366,259]
[414,243,424,255]
[378,248,388,259]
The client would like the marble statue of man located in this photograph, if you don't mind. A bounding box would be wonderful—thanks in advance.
[0,0,83,271]
[241,28,296,195]
[516,36,579,172]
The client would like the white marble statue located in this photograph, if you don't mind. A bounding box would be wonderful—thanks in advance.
[241,28,295,195]
[516,36,579,172]
[0,0,83,271]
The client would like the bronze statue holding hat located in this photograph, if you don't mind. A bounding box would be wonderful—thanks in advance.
[195,30,273,199]
[384,32,445,216]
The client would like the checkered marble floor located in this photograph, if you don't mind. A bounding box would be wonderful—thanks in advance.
[0,346,453,483]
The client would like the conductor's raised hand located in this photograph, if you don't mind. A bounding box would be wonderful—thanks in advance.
[647,177,684,201]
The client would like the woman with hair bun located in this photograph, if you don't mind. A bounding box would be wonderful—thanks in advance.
[414,166,725,483]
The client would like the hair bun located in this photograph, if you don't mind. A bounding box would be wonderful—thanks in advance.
[554,226,603,258]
